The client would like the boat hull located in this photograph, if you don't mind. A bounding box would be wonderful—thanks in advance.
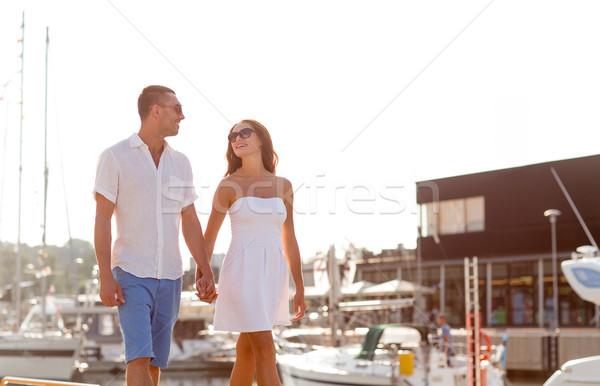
[543,355,600,386]
[278,346,396,386]
[0,335,81,380]
[277,346,503,386]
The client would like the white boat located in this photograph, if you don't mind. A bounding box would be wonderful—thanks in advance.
[277,324,505,386]
[544,355,600,386]
[560,246,600,305]
[0,335,82,381]
[59,297,125,365]
[543,246,600,386]
[0,299,83,380]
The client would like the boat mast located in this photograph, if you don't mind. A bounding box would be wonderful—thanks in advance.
[43,26,49,254]
[328,244,341,347]
[40,26,50,333]
[14,11,25,329]
[0,79,13,243]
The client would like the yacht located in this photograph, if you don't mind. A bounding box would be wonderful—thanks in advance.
[543,246,600,386]
[0,298,83,380]
[277,324,505,386]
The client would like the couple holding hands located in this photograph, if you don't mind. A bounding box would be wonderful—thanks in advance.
[94,85,306,385]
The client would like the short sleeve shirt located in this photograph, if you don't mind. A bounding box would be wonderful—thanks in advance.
[93,133,198,279]
[441,324,453,346]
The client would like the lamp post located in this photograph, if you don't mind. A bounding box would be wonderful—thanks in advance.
[544,209,561,330]
[416,225,422,323]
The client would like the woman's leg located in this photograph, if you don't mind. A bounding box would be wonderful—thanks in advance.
[230,333,256,386]
[247,331,281,386]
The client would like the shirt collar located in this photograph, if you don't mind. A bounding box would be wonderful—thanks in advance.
[128,133,171,152]
[128,133,144,148]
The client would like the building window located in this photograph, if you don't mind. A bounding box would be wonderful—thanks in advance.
[420,196,485,237]
[361,269,396,284]
[420,202,437,237]
[440,200,465,235]
[466,196,485,232]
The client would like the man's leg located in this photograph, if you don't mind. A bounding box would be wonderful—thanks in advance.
[149,276,182,369]
[126,357,153,386]
[113,268,157,384]
[149,364,161,386]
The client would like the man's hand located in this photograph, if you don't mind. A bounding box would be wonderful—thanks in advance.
[195,274,218,303]
[99,275,125,307]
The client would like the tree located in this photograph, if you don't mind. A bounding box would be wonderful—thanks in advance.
[0,239,95,299]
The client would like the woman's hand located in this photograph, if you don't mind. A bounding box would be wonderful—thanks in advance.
[195,274,218,303]
[292,291,306,321]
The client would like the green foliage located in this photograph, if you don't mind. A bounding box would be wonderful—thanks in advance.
[0,239,96,298]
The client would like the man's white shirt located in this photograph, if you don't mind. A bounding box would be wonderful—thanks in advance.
[94,133,197,280]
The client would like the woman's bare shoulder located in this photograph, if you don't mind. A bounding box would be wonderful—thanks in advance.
[214,177,241,197]
[275,176,292,189]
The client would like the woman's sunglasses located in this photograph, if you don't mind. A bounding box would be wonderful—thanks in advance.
[228,128,254,143]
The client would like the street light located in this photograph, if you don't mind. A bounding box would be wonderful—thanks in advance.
[544,209,561,330]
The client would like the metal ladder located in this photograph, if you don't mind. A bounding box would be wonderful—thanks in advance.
[464,257,482,386]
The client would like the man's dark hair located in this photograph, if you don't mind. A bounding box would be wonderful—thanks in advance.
[137,85,176,119]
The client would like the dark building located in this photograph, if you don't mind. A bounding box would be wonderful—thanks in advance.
[415,154,600,328]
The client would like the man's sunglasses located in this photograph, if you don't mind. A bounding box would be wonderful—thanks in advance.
[160,104,183,114]
[228,128,254,143]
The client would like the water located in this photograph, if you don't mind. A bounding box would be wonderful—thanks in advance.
[79,371,545,386]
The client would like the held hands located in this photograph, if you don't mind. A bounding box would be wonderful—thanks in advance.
[99,276,125,307]
[292,292,306,321]
[195,270,218,303]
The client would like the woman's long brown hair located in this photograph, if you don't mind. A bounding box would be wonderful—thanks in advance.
[225,119,279,177]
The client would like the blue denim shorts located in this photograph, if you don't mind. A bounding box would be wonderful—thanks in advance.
[112,266,182,368]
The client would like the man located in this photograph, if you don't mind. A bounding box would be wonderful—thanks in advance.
[437,313,453,367]
[94,85,217,386]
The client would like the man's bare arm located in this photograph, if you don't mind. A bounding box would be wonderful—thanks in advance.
[181,203,217,303]
[94,193,124,307]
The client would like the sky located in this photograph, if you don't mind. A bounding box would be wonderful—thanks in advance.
[0,1,599,266]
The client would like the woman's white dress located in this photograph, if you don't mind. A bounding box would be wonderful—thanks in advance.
[213,196,291,332]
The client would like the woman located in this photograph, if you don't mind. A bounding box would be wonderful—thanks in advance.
[198,119,306,386]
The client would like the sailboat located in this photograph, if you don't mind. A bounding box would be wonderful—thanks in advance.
[0,19,82,381]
